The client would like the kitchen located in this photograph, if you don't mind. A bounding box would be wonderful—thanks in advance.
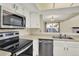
[0,3,79,56]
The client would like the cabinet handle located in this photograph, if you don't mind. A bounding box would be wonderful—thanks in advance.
[67,48,68,51]
[36,54,38,56]
[64,47,65,50]
[13,4,16,8]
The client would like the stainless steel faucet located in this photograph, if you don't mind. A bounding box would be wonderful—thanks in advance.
[59,34,62,39]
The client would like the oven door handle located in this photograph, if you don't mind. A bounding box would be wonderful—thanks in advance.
[14,43,33,56]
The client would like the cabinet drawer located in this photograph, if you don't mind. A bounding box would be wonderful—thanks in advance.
[54,41,66,46]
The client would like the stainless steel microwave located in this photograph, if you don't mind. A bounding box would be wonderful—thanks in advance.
[0,6,26,28]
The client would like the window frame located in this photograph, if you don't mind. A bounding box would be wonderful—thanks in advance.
[45,22,60,33]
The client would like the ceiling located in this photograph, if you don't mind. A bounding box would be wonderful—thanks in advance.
[43,13,79,22]
[35,3,79,11]
[21,3,79,22]
[34,3,79,22]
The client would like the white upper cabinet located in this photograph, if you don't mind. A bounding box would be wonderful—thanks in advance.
[24,9,31,28]
[30,12,40,28]
[1,3,25,16]
[1,3,13,9]
[14,4,24,15]
[0,4,41,28]
[1,3,15,12]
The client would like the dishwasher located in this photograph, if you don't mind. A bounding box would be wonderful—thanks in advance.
[39,39,53,56]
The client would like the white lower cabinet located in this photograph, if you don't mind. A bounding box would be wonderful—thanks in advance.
[53,40,79,56]
[67,42,79,56]
[53,41,67,56]
[53,46,66,56]
[67,46,79,56]
[33,40,79,56]
[33,39,39,56]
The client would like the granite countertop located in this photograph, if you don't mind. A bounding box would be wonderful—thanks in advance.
[19,35,79,42]
[0,50,11,56]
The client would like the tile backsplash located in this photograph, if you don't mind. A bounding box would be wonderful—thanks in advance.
[0,29,30,36]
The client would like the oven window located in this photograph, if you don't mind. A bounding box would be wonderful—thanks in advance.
[10,16,23,26]
[3,10,12,25]
[3,10,24,27]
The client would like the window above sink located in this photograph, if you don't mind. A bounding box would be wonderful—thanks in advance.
[45,22,60,33]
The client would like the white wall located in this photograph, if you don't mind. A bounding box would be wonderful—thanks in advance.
[60,15,79,33]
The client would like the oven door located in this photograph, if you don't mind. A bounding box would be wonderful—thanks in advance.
[14,42,33,56]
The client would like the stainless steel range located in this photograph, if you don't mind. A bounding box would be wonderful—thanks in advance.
[0,31,33,56]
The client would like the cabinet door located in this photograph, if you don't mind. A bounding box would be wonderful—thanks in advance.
[30,12,40,28]
[15,4,24,15]
[24,8,31,28]
[1,3,15,12]
[2,4,25,16]
[67,42,79,56]
[53,41,66,56]
[25,11,31,28]
[33,39,39,56]
[67,46,79,56]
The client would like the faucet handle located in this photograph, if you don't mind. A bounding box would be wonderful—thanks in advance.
[59,34,62,39]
